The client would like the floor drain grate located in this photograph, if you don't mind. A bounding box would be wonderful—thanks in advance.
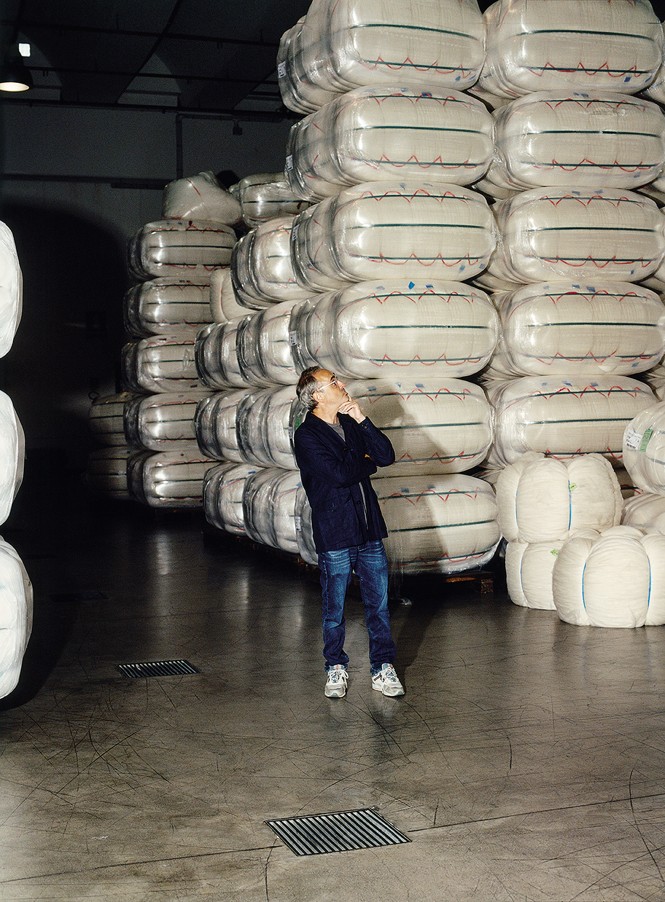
[265,807,410,856]
[117,660,200,678]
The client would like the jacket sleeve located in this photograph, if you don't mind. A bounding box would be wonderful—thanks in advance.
[294,423,377,487]
[358,418,395,467]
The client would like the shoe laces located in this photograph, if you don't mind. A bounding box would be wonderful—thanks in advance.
[380,664,399,682]
[327,667,347,684]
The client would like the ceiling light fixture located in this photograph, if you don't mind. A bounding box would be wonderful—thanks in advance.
[0,45,33,92]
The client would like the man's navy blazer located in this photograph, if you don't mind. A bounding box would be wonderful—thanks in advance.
[294,411,395,553]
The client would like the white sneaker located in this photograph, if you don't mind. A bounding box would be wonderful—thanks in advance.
[371,664,405,697]
[325,665,348,698]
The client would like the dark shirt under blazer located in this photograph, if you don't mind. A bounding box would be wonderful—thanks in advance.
[294,411,395,553]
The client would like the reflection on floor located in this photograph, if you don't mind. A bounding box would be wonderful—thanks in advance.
[2,459,665,901]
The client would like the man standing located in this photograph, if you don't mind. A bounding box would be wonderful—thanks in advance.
[294,366,404,699]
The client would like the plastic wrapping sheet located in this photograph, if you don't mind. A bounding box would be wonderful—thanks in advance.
[487,92,665,192]
[645,360,665,399]
[210,268,250,323]
[0,538,32,699]
[484,187,665,286]
[242,467,302,552]
[553,525,665,626]
[195,320,254,390]
[89,392,138,447]
[623,491,665,531]
[623,401,665,493]
[203,461,262,535]
[230,232,273,310]
[123,389,211,452]
[124,278,212,337]
[487,374,657,467]
[343,378,493,475]
[162,171,242,225]
[646,58,665,105]
[238,301,300,387]
[86,446,132,500]
[234,172,312,227]
[249,217,312,302]
[285,86,493,201]
[127,219,236,282]
[0,392,24,527]
[486,280,665,379]
[495,451,622,543]
[277,13,338,114]
[195,389,257,463]
[126,444,218,509]
[236,385,298,469]
[291,181,497,291]
[480,0,663,99]
[0,222,22,358]
[293,279,499,379]
[505,540,563,609]
[121,334,201,393]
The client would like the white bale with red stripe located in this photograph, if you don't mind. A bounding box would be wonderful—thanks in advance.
[209,268,251,323]
[89,392,137,447]
[123,390,211,452]
[161,171,242,225]
[126,444,218,509]
[121,333,202,393]
[234,172,312,227]
[0,222,22,357]
[127,219,235,281]
[124,278,212,337]
[0,538,32,699]
[623,402,665,494]
[243,468,303,553]
[203,461,262,535]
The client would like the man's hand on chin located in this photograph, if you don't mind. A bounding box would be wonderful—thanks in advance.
[338,399,366,423]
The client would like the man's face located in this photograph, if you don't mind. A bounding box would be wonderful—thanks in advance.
[315,369,348,404]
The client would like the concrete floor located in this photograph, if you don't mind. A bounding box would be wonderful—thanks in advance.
[2,459,665,901]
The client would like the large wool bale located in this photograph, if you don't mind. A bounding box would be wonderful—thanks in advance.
[0,392,24,526]
[89,392,137,447]
[194,389,256,463]
[487,281,665,379]
[237,301,300,387]
[505,540,564,610]
[291,181,497,291]
[161,171,242,225]
[495,452,622,543]
[286,86,493,201]
[487,375,656,467]
[292,279,499,379]
[243,468,302,553]
[195,320,254,391]
[0,222,22,357]
[123,390,210,452]
[484,187,665,286]
[622,492,665,533]
[553,526,665,626]
[246,218,311,303]
[234,172,312,227]
[127,220,236,282]
[126,444,217,509]
[645,360,665,400]
[209,269,250,323]
[0,538,32,699]
[86,446,132,500]
[236,386,298,469]
[479,0,663,99]
[203,461,262,535]
[623,401,665,494]
[277,18,335,115]
[124,278,212,338]
[487,91,665,192]
[121,334,201,393]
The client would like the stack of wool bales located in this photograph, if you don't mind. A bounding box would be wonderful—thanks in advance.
[200,0,506,573]
[0,222,31,697]
[476,0,665,477]
[622,401,665,531]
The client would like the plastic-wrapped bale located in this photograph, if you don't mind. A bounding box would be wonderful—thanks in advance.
[86,446,132,500]
[210,269,251,323]
[161,171,242,226]
[127,220,236,282]
[246,217,312,303]
[0,221,22,357]
[505,540,566,610]
[486,281,665,379]
[295,486,318,565]
[195,389,258,463]
[553,525,665,627]
[242,467,302,553]
[646,56,665,105]
[126,444,218,509]
[290,181,497,291]
[89,392,137,447]
[277,17,335,115]
[622,492,665,534]
[343,378,494,475]
[496,452,622,544]
[236,386,298,469]
[195,320,254,391]
[479,0,663,100]
[237,301,300,387]
[285,86,493,201]
[234,172,312,228]
[230,232,274,311]
[487,91,665,192]
[483,187,665,286]
[623,401,665,494]
[203,461,262,535]
[0,392,24,526]
[292,279,499,379]
[123,389,210,452]
[0,538,32,699]
[124,278,212,338]
[121,334,201,393]
[645,361,665,400]
[487,375,656,467]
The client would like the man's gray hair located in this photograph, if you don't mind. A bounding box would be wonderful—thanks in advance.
[296,366,323,410]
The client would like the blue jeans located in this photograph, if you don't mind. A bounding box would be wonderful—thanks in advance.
[318,539,397,675]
